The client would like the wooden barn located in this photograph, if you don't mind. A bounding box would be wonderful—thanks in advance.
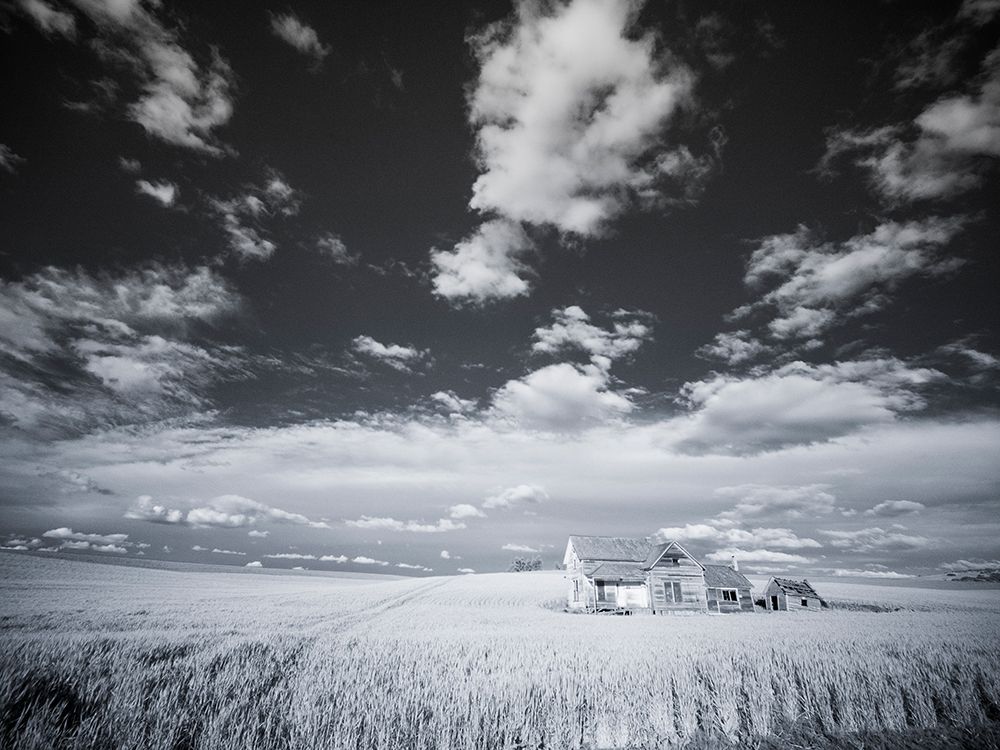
[563,535,754,615]
[762,577,825,611]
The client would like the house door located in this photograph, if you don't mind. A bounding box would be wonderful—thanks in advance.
[770,595,779,610]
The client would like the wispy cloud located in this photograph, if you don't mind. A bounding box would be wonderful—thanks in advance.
[125,494,330,529]
[135,179,177,207]
[350,336,428,373]
[270,12,331,69]
[345,516,465,533]
[0,144,26,174]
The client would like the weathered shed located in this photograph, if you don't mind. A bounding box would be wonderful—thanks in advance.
[762,577,825,611]
[704,564,755,613]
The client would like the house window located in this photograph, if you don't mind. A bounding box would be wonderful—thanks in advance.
[664,581,682,603]
[721,589,738,602]
[801,598,809,607]
[573,580,580,602]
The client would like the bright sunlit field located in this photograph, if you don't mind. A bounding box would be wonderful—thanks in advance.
[1,552,998,749]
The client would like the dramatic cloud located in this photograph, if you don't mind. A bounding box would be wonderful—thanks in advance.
[491,363,633,430]
[467,0,697,234]
[0,263,242,433]
[345,516,466,533]
[351,336,427,372]
[531,306,653,367]
[135,179,177,207]
[482,484,548,509]
[430,0,713,303]
[429,219,534,304]
[15,0,77,38]
[125,494,330,529]
[0,144,26,174]
[430,391,478,415]
[821,526,936,552]
[674,358,943,453]
[739,218,965,340]
[865,500,925,517]
[270,12,330,68]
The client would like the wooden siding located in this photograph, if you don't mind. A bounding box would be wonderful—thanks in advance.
[762,581,822,611]
[706,586,754,614]
[648,568,706,614]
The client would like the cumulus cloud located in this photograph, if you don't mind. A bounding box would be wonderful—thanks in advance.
[491,363,633,430]
[351,336,427,372]
[396,562,433,571]
[135,179,177,207]
[248,529,269,538]
[270,12,330,68]
[674,358,943,453]
[430,391,478,415]
[826,568,915,579]
[448,504,486,519]
[704,547,814,565]
[466,0,697,234]
[125,494,330,529]
[865,500,925,517]
[430,0,712,303]
[457,568,475,574]
[264,552,316,560]
[42,527,128,545]
[696,330,769,365]
[820,37,1000,204]
[714,484,838,520]
[320,554,348,563]
[0,144,26,174]
[245,560,262,568]
[821,526,935,552]
[655,522,822,550]
[440,550,453,559]
[345,516,465,533]
[482,484,548,509]
[531,306,653,368]
[352,556,389,566]
[429,219,534,304]
[739,218,965,340]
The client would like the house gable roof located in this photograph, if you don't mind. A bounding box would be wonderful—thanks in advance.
[567,535,650,562]
[640,540,704,571]
[703,565,753,589]
[583,561,647,580]
[768,577,823,600]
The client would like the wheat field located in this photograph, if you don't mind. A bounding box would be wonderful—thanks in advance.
[1,552,998,749]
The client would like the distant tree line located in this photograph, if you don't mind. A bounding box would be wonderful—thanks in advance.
[508,557,542,572]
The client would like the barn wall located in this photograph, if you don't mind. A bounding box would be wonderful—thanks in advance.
[785,595,822,611]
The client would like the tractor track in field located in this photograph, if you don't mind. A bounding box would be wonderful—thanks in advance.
[299,577,454,636]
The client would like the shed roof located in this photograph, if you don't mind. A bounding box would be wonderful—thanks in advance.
[769,577,822,599]
[703,565,752,589]
[583,561,647,580]
[568,535,650,561]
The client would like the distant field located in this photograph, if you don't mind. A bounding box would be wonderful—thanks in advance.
[1,552,998,749]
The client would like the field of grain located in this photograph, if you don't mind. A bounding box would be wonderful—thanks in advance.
[1,552,999,749]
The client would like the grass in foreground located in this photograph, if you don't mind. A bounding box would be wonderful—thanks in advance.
[1,553,998,749]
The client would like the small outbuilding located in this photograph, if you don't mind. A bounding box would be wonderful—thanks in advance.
[762,577,825,611]
[704,564,755,613]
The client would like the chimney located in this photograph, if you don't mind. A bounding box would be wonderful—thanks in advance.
[730,555,739,572]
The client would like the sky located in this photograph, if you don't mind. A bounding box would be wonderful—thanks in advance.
[0,0,998,579]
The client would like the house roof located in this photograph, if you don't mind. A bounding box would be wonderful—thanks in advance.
[568,535,650,561]
[703,565,752,589]
[583,561,646,580]
[640,540,704,570]
[769,577,822,599]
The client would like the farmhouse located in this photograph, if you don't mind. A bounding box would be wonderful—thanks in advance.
[762,577,825,611]
[563,535,754,614]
